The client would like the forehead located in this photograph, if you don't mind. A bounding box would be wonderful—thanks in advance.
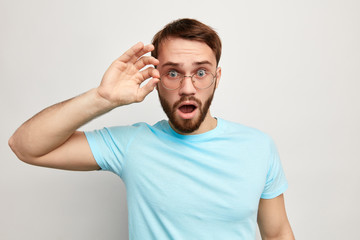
[157,37,216,67]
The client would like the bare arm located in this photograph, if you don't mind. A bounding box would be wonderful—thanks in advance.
[257,194,295,240]
[8,42,160,171]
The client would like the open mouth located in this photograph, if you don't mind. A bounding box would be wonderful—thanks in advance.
[179,104,197,114]
[175,99,201,119]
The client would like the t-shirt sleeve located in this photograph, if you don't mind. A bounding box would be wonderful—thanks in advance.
[85,126,136,177]
[260,138,288,199]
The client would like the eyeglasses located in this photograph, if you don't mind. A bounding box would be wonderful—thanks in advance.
[159,69,217,90]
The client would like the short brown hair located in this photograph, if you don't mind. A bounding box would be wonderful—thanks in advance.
[151,18,222,65]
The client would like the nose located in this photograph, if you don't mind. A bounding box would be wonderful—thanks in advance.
[178,76,196,96]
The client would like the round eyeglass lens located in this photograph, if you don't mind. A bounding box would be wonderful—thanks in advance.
[192,70,215,89]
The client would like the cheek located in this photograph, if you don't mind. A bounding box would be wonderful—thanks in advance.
[201,88,216,101]
[158,87,177,104]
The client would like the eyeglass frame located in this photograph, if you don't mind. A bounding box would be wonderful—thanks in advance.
[159,68,218,91]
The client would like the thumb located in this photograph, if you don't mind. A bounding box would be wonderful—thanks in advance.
[137,78,160,102]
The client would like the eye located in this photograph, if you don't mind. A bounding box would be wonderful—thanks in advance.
[196,69,207,78]
[167,70,179,78]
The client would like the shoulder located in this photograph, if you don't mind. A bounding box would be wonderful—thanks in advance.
[85,122,151,141]
[103,120,169,138]
[218,118,277,154]
[220,118,272,141]
[86,120,169,141]
[107,122,151,133]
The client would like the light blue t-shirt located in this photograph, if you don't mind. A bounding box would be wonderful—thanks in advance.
[85,118,288,240]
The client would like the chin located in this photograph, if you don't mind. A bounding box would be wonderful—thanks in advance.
[170,117,203,133]
[158,87,215,135]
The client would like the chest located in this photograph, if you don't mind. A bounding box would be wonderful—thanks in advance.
[122,136,269,221]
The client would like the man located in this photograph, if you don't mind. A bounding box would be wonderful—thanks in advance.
[9,18,294,239]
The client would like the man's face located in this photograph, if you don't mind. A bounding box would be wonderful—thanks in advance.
[156,37,221,134]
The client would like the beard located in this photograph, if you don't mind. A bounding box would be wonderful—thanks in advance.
[158,89,215,134]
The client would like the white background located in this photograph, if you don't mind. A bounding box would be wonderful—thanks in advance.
[1,0,359,239]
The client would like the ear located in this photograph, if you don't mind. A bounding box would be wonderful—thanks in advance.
[215,67,221,89]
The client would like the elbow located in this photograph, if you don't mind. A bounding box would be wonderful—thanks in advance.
[262,230,295,240]
[8,134,19,157]
[8,134,33,164]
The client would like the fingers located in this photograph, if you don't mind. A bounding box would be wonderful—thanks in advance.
[118,42,154,64]
[135,67,160,102]
[137,77,160,102]
[133,44,155,62]
[139,67,160,82]
[134,56,159,70]
[118,42,143,63]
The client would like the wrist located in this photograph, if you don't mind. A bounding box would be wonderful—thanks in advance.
[87,88,117,115]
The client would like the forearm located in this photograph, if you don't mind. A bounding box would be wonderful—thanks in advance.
[9,88,113,160]
[9,42,159,169]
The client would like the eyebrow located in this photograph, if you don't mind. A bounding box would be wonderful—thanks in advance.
[161,61,213,68]
[161,62,181,68]
[193,61,213,66]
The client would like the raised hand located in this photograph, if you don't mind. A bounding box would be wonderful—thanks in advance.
[97,42,160,108]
